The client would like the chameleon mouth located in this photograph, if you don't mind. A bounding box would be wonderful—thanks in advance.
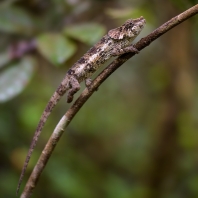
[131,17,146,33]
[137,16,146,29]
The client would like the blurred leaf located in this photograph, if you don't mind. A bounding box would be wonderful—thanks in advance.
[105,8,135,18]
[105,7,154,23]
[178,111,198,149]
[104,174,150,198]
[0,56,35,102]
[104,174,132,198]
[11,147,37,171]
[47,164,93,198]
[187,175,198,195]
[37,33,76,66]
[148,63,170,93]
[64,23,106,45]
[0,52,10,68]
[19,101,47,130]
[0,6,37,35]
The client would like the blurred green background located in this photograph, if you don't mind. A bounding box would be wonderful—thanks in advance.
[0,0,198,197]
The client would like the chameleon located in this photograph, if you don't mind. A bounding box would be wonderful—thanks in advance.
[17,16,146,194]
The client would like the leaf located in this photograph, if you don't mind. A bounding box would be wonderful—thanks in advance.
[64,23,106,45]
[37,33,76,66]
[0,57,35,103]
[105,8,153,23]
[105,8,135,18]
[0,7,36,35]
[0,52,10,69]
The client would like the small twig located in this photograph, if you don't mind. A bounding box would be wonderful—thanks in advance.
[20,4,198,198]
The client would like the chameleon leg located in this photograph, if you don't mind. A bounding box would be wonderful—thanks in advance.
[111,45,139,56]
[67,76,80,103]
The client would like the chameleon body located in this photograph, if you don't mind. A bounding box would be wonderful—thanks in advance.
[17,16,146,194]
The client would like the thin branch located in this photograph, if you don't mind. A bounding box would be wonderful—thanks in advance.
[20,4,198,198]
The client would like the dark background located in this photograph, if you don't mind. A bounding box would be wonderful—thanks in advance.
[0,0,198,197]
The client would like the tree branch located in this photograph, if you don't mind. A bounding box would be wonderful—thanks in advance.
[20,4,198,198]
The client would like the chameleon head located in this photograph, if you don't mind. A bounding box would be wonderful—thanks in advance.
[108,16,146,40]
[124,16,146,37]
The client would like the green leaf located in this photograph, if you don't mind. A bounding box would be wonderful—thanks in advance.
[0,7,36,35]
[37,33,76,66]
[0,57,35,103]
[64,23,106,45]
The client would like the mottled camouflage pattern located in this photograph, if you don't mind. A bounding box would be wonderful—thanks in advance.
[17,16,146,194]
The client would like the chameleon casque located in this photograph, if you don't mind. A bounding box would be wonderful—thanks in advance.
[17,16,146,193]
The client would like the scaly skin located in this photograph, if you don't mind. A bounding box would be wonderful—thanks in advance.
[17,16,146,194]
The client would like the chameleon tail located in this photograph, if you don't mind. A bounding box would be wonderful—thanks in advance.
[16,80,69,195]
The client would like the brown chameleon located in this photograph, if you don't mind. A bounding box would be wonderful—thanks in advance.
[17,16,146,194]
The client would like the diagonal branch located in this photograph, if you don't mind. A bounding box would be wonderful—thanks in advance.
[20,4,198,198]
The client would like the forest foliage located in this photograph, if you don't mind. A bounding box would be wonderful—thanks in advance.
[0,0,198,198]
